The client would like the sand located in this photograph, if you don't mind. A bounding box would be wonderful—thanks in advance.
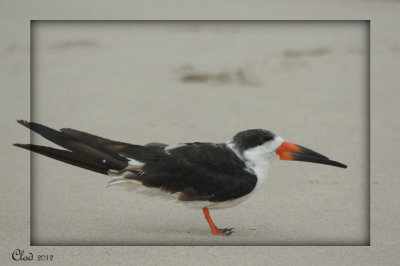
[1,1,400,265]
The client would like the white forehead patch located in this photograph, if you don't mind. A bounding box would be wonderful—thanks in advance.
[242,136,285,189]
[263,136,285,153]
[243,136,284,159]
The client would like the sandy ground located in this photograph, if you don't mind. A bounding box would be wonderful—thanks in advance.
[28,21,367,246]
[1,1,400,265]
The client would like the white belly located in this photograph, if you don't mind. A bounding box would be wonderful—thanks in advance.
[183,192,255,210]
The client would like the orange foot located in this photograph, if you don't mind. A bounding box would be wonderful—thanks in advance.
[203,207,235,236]
[211,227,235,236]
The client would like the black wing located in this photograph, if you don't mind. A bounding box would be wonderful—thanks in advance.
[130,143,258,202]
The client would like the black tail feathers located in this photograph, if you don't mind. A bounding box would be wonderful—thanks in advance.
[14,120,129,175]
[13,144,110,174]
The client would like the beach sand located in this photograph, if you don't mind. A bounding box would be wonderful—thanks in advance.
[30,21,366,245]
[1,2,400,265]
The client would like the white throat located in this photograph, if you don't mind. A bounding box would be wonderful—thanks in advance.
[226,136,284,189]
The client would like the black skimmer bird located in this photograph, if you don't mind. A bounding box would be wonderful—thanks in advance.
[14,120,347,236]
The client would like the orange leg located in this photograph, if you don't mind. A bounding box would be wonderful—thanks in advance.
[202,207,234,236]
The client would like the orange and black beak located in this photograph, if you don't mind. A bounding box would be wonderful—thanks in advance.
[275,142,347,168]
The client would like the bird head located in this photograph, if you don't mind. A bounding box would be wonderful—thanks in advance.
[231,129,347,168]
